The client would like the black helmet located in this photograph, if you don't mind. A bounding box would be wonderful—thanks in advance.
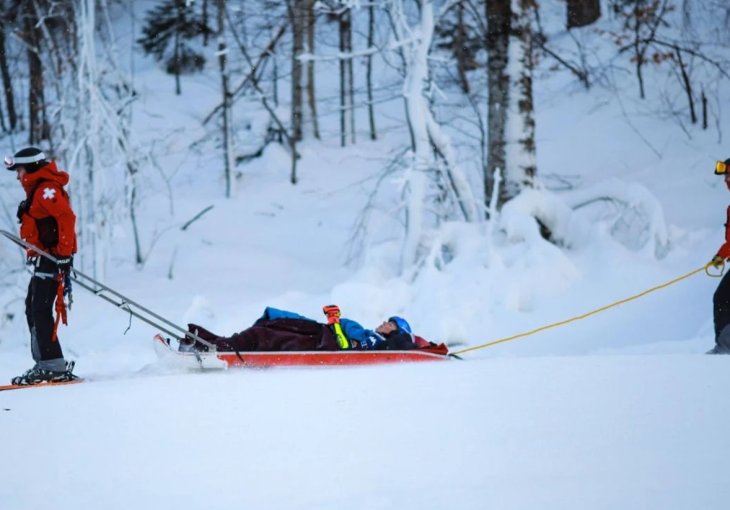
[4,147,48,173]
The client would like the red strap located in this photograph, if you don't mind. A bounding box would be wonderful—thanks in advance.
[420,343,449,356]
[52,273,67,342]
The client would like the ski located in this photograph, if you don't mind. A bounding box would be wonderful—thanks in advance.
[0,379,84,392]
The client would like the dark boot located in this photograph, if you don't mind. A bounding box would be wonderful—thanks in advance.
[11,361,78,385]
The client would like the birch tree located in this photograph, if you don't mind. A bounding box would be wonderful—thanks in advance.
[305,0,320,139]
[388,0,479,271]
[503,0,536,200]
[484,0,537,209]
[289,0,305,184]
[216,0,235,198]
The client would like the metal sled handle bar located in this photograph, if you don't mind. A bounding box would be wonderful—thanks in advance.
[0,229,216,350]
[66,277,211,365]
[69,277,182,341]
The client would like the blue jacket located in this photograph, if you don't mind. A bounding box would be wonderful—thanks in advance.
[259,307,383,349]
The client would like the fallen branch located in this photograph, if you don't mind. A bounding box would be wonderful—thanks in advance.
[181,205,214,231]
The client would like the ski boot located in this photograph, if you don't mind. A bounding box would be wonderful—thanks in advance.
[11,361,78,386]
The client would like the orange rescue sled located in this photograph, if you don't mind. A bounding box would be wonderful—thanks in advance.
[153,334,451,369]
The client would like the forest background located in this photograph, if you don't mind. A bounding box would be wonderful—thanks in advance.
[2,0,726,287]
[2,1,730,509]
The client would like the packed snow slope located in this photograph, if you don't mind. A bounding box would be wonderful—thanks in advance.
[2,357,729,510]
[2,4,730,510]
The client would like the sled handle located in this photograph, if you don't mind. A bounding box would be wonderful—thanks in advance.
[0,230,216,351]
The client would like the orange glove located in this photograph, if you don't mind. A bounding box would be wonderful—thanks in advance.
[322,305,341,325]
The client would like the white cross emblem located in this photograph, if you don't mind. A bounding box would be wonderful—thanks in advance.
[42,188,56,200]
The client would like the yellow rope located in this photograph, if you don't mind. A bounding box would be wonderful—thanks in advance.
[452,262,721,357]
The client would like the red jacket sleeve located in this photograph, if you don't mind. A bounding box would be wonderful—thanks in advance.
[35,184,77,257]
[717,206,730,259]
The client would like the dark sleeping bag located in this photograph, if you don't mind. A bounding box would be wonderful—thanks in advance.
[186,318,341,352]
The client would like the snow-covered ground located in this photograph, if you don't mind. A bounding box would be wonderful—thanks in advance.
[2,355,729,510]
[1,3,730,509]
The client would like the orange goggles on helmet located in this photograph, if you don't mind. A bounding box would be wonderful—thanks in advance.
[716,160,728,175]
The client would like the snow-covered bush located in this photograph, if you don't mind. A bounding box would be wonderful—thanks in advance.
[565,178,670,259]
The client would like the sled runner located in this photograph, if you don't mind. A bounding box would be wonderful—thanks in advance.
[153,334,451,369]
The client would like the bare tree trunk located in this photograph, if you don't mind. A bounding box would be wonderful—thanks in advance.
[289,0,304,184]
[305,0,320,139]
[173,0,185,95]
[366,2,377,140]
[217,0,234,197]
[632,4,645,99]
[0,25,5,132]
[202,0,210,46]
[272,46,279,107]
[290,0,304,144]
[128,170,143,265]
[0,10,18,131]
[24,4,48,144]
[485,0,510,212]
[174,31,182,95]
[674,44,696,124]
[566,0,601,29]
[290,133,298,185]
[634,45,645,99]
[346,9,355,145]
[454,2,471,93]
[338,8,349,147]
[0,91,5,132]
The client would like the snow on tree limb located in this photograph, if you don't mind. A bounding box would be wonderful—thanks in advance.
[386,0,480,272]
[502,182,670,260]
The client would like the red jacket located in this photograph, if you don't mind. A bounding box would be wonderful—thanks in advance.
[717,206,730,259]
[18,161,77,258]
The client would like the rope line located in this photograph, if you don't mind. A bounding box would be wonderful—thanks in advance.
[452,263,718,357]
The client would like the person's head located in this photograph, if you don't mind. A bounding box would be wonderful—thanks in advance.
[375,316,412,336]
[4,147,49,180]
[715,158,730,191]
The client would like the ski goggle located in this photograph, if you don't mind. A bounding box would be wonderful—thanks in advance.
[4,150,46,171]
[716,160,728,175]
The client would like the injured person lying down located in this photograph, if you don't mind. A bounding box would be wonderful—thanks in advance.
[179,305,445,353]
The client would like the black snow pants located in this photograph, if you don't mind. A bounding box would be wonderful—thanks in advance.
[25,257,65,367]
[712,270,730,353]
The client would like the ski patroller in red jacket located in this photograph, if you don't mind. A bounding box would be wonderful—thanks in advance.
[18,161,77,258]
